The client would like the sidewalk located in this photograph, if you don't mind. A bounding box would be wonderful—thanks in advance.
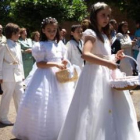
[0,90,140,140]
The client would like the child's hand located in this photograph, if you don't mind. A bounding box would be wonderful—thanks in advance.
[25,49,32,53]
[62,60,68,66]
[56,63,66,70]
[116,50,125,60]
[107,61,117,70]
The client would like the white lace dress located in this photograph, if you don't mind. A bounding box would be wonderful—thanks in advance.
[12,41,74,140]
[57,29,140,140]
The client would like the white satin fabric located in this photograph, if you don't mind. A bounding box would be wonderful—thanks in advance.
[12,41,74,140]
[57,29,140,140]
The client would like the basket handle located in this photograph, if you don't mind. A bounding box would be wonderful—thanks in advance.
[123,55,139,68]
[65,60,75,78]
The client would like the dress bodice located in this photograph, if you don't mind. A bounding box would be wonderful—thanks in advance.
[83,29,111,56]
[32,40,66,63]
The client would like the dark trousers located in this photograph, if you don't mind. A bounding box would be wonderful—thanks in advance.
[0,84,3,95]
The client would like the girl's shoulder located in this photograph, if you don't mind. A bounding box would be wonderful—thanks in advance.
[66,39,77,45]
[32,41,49,52]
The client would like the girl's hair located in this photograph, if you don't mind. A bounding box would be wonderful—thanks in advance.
[5,23,20,39]
[117,21,128,34]
[89,2,111,42]
[70,24,81,39]
[40,17,60,43]
[31,31,40,40]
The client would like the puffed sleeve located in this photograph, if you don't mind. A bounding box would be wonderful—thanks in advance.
[82,29,97,42]
[32,42,46,62]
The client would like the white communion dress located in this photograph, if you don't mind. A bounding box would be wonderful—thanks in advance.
[57,29,140,140]
[12,40,74,140]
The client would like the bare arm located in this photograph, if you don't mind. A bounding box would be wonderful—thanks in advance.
[81,36,117,70]
[36,61,66,70]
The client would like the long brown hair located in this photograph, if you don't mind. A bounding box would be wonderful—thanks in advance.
[89,2,111,42]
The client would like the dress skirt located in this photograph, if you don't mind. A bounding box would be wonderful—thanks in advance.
[12,67,74,140]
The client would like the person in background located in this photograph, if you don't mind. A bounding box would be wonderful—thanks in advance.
[81,19,91,32]
[18,28,34,78]
[116,21,136,76]
[0,24,6,95]
[31,31,40,44]
[109,19,121,56]
[67,24,84,70]
[59,26,67,44]
[0,23,24,125]
[132,20,140,75]
[133,20,140,60]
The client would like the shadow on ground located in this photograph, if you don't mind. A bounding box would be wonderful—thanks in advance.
[0,122,13,128]
[138,121,140,130]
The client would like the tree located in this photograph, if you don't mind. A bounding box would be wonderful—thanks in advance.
[0,0,12,25]
[84,0,140,22]
[8,0,88,32]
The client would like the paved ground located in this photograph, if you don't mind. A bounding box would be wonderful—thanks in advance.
[0,90,140,140]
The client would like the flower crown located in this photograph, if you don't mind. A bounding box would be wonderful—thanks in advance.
[41,17,58,28]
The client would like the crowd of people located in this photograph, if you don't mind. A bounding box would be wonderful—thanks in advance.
[0,2,140,140]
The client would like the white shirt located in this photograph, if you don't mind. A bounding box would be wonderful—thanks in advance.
[66,39,84,70]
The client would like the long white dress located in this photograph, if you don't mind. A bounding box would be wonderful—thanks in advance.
[12,40,74,140]
[57,29,140,140]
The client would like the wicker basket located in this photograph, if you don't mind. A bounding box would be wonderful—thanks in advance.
[56,68,78,83]
[111,55,140,90]
[113,85,138,90]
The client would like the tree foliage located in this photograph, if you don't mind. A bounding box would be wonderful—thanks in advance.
[1,0,88,32]
[84,0,140,22]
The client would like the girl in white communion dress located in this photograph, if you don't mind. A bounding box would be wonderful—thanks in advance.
[57,2,140,140]
[12,17,74,140]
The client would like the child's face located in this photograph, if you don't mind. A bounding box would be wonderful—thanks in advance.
[97,8,111,29]
[11,31,20,41]
[71,27,83,41]
[42,23,57,40]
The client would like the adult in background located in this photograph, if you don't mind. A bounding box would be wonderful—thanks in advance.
[31,31,40,45]
[66,24,84,70]
[59,27,67,44]
[18,28,34,78]
[81,19,91,32]
[109,19,121,55]
[116,21,136,76]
